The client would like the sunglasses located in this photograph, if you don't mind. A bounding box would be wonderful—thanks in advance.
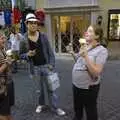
[28,21,38,25]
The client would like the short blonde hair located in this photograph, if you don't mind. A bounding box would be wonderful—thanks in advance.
[90,25,103,42]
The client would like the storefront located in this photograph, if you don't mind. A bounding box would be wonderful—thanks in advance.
[35,0,120,57]
[45,5,100,54]
[98,0,120,57]
[108,9,120,41]
[0,0,12,11]
[52,14,90,53]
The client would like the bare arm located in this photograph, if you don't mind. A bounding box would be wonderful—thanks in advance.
[84,56,103,77]
[70,52,78,62]
[68,51,80,62]
[84,49,108,78]
[0,63,8,73]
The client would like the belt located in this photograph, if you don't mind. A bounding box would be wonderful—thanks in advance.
[89,84,100,89]
[75,69,87,71]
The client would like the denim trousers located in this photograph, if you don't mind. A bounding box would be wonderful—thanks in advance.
[33,65,59,110]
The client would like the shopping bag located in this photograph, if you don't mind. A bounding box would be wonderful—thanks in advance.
[47,72,60,91]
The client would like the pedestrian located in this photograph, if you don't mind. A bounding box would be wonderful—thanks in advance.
[71,25,108,120]
[9,26,23,73]
[20,13,66,116]
[0,31,13,120]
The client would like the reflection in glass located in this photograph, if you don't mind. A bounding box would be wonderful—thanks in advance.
[52,16,59,53]
[109,14,120,40]
[60,16,71,53]
[52,14,90,53]
[72,15,90,53]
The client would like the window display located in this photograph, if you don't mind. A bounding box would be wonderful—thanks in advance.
[108,10,120,40]
[0,0,12,10]
[52,14,90,53]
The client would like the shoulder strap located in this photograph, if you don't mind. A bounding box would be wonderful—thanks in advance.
[88,44,101,52]
[39,32,46,45]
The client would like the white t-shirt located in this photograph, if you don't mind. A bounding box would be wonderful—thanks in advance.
[9,33,23,51]
[72,45,108,89]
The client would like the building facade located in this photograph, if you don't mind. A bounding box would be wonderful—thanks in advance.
[36,0,120,56]
[99,0,120,56]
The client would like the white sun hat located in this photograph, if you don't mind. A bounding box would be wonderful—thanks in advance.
[25,13,39,22]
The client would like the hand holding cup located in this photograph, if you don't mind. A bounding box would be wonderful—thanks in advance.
[27,49,36,57]
[6,49,15,65]
[79,38,87,57]
[66,43,73,54]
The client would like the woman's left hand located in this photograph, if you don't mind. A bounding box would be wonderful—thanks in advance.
[47,64,53,71]
[79,46,88,58]
[6,57,15,65]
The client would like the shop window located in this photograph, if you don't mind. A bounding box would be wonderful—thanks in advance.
[52,14,90,53]
[108,10,120,41]
[0,0,12,10]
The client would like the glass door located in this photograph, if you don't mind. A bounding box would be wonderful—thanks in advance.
[52,16,59,53]
[52,13,90,54]
[71,15,90,53]
[109,14,120,40]
[60,16,71,53]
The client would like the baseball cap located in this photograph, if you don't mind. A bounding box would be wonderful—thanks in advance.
[25,13,39,22]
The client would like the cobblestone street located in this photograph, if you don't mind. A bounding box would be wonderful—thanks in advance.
[11,58,120,120]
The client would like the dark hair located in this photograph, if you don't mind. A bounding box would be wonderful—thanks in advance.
[91,25,104,42]
[91,25,108,47]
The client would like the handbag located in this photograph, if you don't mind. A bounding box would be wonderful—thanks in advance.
[47,71,60,91]
[0,74,7,95]
[0,49,7,95]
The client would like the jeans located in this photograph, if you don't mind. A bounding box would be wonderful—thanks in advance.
[73,84,100,120]
[33,65,58,110]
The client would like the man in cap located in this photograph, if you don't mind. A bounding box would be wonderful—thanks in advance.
[20,13,66,116]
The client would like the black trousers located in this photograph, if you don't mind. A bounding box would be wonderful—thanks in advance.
[73,84,100,120]
[7,80,15,106]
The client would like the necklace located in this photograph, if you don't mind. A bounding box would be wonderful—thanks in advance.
[28,31,39,42]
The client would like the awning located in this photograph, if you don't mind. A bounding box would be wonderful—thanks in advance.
[44,5,101,14]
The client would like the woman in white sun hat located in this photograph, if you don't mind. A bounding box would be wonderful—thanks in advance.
[20,13,66,116]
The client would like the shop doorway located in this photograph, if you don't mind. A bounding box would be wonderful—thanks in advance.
[52,14,90,53]
[108,10,120,41]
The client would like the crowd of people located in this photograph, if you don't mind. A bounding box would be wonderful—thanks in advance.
[0,11,108,120]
